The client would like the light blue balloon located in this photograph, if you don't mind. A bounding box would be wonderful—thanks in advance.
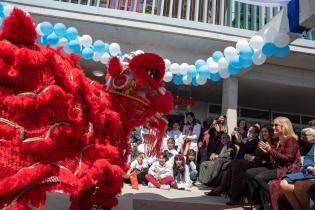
[210,73,220,82]
[187,66,198,78]
[82,47,94,60]
[68,39,81,53]
[239,46,254,60]
[54,23,67,37]
[198,65,210,78]
[195,59,206,70]
[104,43,109,52]
[65,27,78,41]
[173,75,183,85]
[275,45,290,58]
[212,51,224,62]
[40,36,48,46]
[229,55,240,69]
[40,22,54,36]
[228,62,240,75]
[262,42,277,57]
[93,40,106,52]
[239,57,253,68]
[0,3,3,12]
[192,78,198,86]
[47,33,59,46]
[117,52,123,57]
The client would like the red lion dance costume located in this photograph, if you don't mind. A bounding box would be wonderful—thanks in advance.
[0,8,173,210]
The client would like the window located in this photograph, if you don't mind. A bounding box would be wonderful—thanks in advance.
[240,108,270,120]
[272,112,301,124]
[209,104,221,115]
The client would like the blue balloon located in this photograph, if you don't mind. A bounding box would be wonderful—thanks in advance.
[275,45,290,58]
[228,60,241,75]
[212,51,224,62]
[65,27,78,41]
[210,73,220,82]
[262,42,277,57]
[68,39,81,53]
[104,43,109,52]
[187,66,198,78]
[198,65,210,78]
[54,23,67,37]
[47,33,59,46]
[40,22,54,36]
[117,52,123,57]
[81,47,94,60]
[173,75,183,85]
[0,3,3,12]
[192,78,198,86]
[239,46,254,60]
[239,57,253,68]
[195,59,206,70]
[40,36,48,46]
[93,40,106,52]
[229,56,240,69]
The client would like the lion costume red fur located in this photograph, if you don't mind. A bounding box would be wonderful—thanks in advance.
[0,8,173,210]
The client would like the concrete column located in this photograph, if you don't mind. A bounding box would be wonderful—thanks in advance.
[222,77,238,136]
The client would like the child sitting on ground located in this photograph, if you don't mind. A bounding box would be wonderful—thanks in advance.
[145,152,173,190]
[163,138,179,162]
[186,149,198,182]
[171,154,191,191]
[124,152,148,186]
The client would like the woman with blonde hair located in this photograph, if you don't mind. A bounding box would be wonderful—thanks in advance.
[246,117,301,210]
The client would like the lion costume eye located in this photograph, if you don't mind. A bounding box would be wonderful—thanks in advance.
[145,69,158,79]
[112,74,130,89]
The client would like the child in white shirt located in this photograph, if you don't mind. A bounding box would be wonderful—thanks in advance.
[171,154,191,191]
[145,152,173,189]
[163,138,178,162]
[166,121,183,150]
[125,153,148,185]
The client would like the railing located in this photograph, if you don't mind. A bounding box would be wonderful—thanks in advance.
[54,0,283,31]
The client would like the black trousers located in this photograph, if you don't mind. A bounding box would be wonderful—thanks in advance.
[246,167,277,210]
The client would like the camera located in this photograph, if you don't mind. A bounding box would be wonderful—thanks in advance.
[234,127,240,132]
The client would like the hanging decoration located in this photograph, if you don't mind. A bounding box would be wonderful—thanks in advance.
[184,97,195,111]
[0,2,292,87]
[173,96,182,111]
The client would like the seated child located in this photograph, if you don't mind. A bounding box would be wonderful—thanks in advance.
[171,154,191,191]
[124,152,148,186]
[145,152,173,190]
[163,138,178,162]
[166,121,183,151]
[186,149,198,181]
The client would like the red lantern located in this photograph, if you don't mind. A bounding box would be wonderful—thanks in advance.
[173,96,182,110]
[184,97,195,111]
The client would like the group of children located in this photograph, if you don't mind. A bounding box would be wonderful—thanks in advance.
[125,136,198,191]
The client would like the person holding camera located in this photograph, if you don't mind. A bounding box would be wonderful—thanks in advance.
[231,119,248,152]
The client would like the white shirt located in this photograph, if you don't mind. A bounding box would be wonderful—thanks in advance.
[171,165,191,190]
[130,159,148,171]
[148,161,172,179]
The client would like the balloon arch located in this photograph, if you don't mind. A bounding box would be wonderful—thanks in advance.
[0,3,291,86]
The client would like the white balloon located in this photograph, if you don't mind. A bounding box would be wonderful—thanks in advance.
[58,37,68,47]
[35,24,44,36]
[263,27,278,42]
[170,63,180,74]
[249,35,264,50]
[219,68,230,79]
[209,62,219,74]
[218,57,228,69]
[206,57,214,64]
[182,75,192,85]
[100,52,111,64]
[164,59,171,71]
[224,47,238,61]
[163,72,173,82]
[179,63,189,75]
[93,52,103,62]
[135,50,144,55]
[196,74,207,85]
[109,43,121,56]
[80,35,93,48]
[236,39,250,52]
[252,50,267,65]
[274,33,290,48]
[4,5,14,17]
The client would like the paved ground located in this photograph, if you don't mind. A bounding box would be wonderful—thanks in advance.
[113,184,243,210]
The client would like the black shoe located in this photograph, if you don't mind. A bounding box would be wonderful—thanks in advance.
[204,191,220,196]
[141,181,148,186]
[226,200,241,206]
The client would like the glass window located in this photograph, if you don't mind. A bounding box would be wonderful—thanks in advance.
[301,116,315,125]
[240,108,270,120]
[272,112,301,124]
[209,104,221,114]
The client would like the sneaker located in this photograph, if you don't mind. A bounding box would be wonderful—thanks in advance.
[148,182,156,188]
[160,184,170,190]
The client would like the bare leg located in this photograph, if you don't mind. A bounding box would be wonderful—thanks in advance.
[294,180,315,210]
[280,179,303,210]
